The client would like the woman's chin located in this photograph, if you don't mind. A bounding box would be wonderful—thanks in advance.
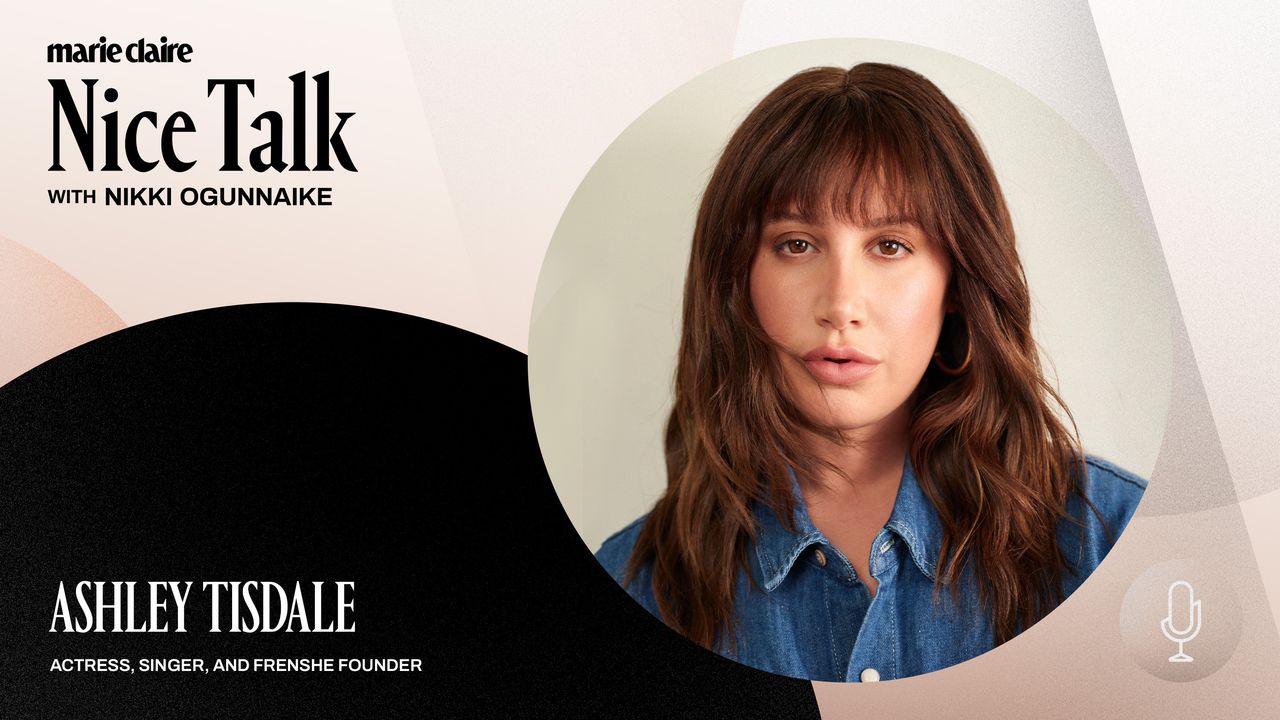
[794,399,913,441]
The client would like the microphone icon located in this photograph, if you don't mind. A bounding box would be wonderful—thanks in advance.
[1160,580,1201,663]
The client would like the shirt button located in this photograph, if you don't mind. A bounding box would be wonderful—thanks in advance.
[814,548,827,567]
[860,667,881,683]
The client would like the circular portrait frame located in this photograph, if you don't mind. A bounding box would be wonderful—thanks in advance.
[529,38,1171,680]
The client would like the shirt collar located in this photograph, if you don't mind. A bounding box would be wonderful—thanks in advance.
[753,456,943,592]
[883,456,943,581]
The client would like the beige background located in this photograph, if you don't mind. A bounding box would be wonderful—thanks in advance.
[529,40,1173,553]
[4,2,1280,716]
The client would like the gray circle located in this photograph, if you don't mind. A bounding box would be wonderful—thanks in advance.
[1119,559,1241,681]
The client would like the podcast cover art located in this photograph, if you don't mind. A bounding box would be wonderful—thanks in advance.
[3,2,1280,719]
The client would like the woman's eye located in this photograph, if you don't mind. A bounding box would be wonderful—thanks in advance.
[874,239,910,257]
[776,238,813,255]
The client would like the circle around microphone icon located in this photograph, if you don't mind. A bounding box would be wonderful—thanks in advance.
[1120,559,1239,681]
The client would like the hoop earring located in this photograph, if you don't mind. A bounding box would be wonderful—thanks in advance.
[933,314,972,376]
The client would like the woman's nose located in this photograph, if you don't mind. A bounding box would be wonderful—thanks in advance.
[818,258,866,330]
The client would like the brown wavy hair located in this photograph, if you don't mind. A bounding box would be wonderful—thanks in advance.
[625,62,1097,649]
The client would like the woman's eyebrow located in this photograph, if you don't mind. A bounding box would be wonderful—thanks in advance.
[860,214,919,228]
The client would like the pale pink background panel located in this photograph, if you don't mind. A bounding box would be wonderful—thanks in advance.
[0,236,124,387]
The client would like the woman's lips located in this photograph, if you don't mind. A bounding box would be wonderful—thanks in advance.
[800,346,880,385]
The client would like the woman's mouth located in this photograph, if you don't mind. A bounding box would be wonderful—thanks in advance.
[800,346,880,385]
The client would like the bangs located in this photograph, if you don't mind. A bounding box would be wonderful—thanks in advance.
[756,92,933,229]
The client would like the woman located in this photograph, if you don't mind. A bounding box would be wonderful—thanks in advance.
[595,62,1145,682]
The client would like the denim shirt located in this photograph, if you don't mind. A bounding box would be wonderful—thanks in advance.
[595,456,1146,682]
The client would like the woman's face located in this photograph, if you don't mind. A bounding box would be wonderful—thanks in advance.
[749,197,952,436]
